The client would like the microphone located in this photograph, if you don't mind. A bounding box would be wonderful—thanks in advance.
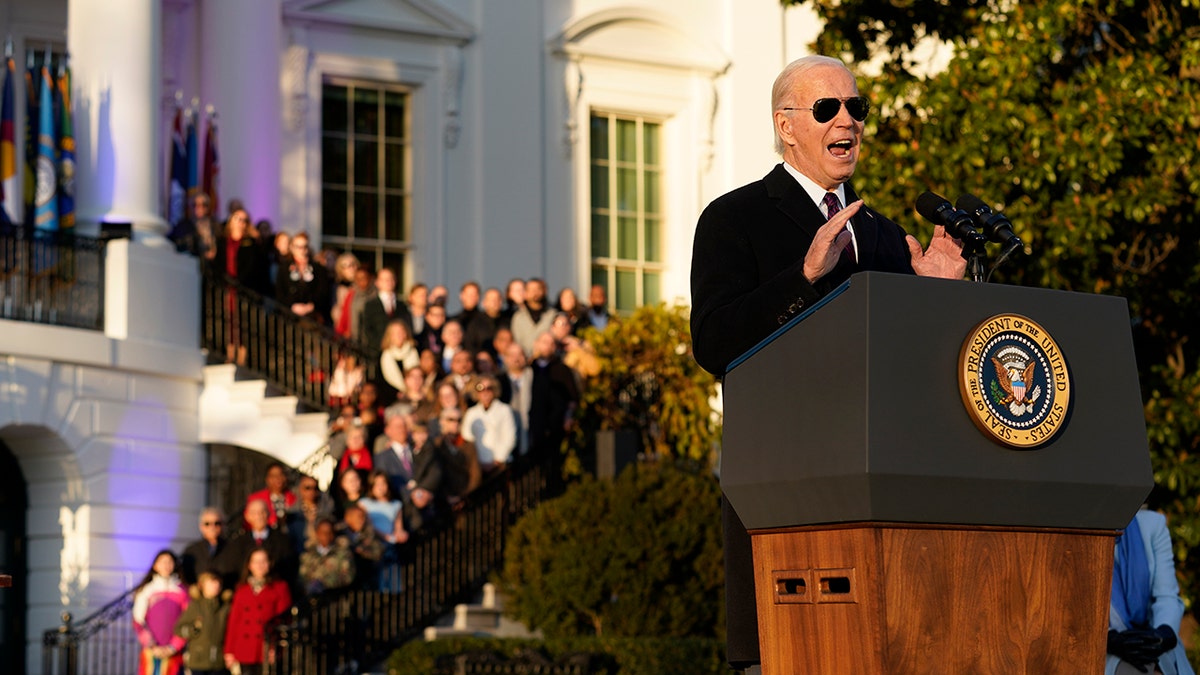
[915,191,986,244]
[955,193,1024,252]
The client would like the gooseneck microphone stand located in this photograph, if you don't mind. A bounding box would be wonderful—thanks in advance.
[965,239,987,282]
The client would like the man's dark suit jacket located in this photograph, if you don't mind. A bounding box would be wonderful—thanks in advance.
[690,163,915,377]
[360,296,412,352]
[373,440,444,530]
[180,536,229,586]
[690,164,918,668]
[215,527,296,591]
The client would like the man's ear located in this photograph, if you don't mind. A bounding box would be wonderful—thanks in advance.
[774,110,796,147]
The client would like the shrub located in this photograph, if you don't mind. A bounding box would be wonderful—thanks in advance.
[573,304,721,466]
[496,460,724,640]
[387,636,734,675]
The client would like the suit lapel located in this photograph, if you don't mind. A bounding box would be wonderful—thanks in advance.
[843,183,883,266]
[766,164,874,272]
[765,164,825,239]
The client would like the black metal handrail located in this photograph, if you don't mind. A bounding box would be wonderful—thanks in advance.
[41,590,136,675]
[265,460,550,675]
[201,268,379,413]
[0,228,106,331]
[39,459,553,675]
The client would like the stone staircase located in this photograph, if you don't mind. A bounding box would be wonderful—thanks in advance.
[423,582,542,641]
[198,363,331,468]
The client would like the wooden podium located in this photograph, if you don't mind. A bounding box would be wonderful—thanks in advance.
[721,272,1153,674]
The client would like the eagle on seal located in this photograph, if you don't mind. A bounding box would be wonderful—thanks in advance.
[992,358,1035,405]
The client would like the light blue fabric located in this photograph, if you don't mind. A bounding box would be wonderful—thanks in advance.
[1112,514,1150,628]
[1106,509,1195,675]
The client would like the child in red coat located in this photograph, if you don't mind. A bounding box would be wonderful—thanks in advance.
[223,548,292,674]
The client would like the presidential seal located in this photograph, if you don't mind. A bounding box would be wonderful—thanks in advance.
[958,314,1071,449]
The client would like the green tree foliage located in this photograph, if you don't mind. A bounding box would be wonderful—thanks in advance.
[574,304,721,465]
[496,461,724,640]
[785,0,1200,609]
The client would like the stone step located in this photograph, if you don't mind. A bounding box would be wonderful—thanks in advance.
[423,582,542,642]
[200,364,331,470]
[203,362,238,387]
[225,379,268,403]
[293,411,333,438]
[259,394,301,418]
[423,625,485,641]
[454,602,503,630]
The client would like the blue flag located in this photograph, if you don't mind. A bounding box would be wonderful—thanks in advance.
[34,57,57,233]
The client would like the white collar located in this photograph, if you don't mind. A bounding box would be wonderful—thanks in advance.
[780,162,848,215]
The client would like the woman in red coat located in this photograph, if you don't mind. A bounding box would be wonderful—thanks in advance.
[223,548,292,675]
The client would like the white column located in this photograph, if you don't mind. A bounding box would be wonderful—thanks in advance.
[200,0,282,225]
[68,0,168,241]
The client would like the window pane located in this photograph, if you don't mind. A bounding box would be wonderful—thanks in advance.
[643,123,660,165]
[354,140,379,187]
[354,191,379,239]
[353,88,380,134]
[322,136,348,185]
[589,113,666,312]
[385,194,407,241]
[643,272,660,306]
[617,216,637,260]
[384,142,406,190]
[323,188,348,237]
[382,252,406,285]
[615,270,636,312]
[347,246,377,274]
[384,91,407,139]
[643,169,660,214]
[322,85,348,132]
[616,119,636,163]
[616,168,637,212]
[591,267,607,297]
[591,214,610,258]
[324,81,411,267]
[644,217,661,263]
[590,165,609,209]
[590,115,609,160]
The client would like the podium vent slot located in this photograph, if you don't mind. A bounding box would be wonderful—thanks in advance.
[815,567,857,603]
[820,576,850,594]
[772,570,813,604]
[778,578,806,595]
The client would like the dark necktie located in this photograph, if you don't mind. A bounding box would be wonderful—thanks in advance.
[823,192,856,263]
[401,445,413,475]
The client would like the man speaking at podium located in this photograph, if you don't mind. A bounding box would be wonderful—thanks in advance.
[689,55,967,672]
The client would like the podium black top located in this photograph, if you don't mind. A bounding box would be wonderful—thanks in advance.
[720,272,1152,531]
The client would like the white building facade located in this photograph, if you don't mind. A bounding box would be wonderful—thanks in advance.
[0,0,823,670]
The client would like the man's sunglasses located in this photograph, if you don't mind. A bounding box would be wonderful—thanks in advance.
[782,96,870,123]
